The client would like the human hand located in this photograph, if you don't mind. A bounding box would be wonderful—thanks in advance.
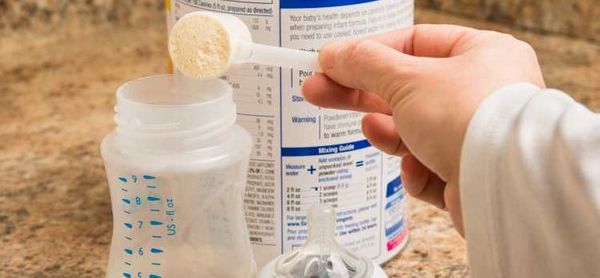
[302,24,545,235]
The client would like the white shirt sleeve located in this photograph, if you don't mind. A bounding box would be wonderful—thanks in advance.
[460,83,600,278]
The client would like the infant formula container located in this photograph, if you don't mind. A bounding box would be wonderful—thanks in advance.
[165,0,413,267]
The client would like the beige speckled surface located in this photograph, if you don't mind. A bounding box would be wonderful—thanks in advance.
[1,7,599,278]
[0,0,162,30]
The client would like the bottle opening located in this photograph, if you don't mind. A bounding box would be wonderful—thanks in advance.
[115,75,236,134]
[118,74,231,106]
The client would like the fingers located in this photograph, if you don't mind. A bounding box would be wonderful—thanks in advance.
[365,24,481,57]
[361,113,408,156]
[319,39,417,102]
[444,182,464,236]
[401,154,447,210]
[302,74,392,114]
[315,24,481,102]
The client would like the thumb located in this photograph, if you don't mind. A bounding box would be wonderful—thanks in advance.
[319,39,420,104]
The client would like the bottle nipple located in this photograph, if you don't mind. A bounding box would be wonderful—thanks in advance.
[258,204,387,278]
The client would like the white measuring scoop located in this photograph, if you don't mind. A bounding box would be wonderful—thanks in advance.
[169,11,321,79]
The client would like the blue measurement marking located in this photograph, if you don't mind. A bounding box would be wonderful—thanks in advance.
[124,223,132,229]
[150,248,163,254]
[152,235,162,239]
[124,236,132,241]
[124,248,133,255]
[123,273,131,278]
[150,220,163,226]
[147,196,160,202]
[119,177,128,183]
[149,275,162,278]
[150,208,160,212]
[122,198,131,205]
[124,210,131,214]
[152,262,161,266]
[143,175,156,180]
[121,188,128,192]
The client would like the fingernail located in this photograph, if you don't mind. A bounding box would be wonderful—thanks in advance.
[319,41,344,71]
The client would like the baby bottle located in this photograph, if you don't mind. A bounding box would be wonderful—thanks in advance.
[100,75,255,278]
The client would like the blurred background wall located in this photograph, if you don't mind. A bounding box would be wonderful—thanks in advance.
[1,0,599,42]
[0,0,162,30]
[418,0,600,42]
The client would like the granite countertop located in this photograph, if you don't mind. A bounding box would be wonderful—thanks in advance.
[1,7,599,277]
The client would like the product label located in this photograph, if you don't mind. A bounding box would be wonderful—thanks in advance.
[168,0,413,267]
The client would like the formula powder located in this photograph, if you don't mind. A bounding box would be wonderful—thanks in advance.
[168,15,231,79]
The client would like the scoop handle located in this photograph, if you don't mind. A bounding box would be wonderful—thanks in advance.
[243,42,321,72]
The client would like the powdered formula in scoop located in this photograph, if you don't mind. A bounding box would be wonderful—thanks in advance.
[168,14,232,79]
[168,11,319,79]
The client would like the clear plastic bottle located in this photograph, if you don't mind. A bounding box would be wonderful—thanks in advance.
[101,75,256,278]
